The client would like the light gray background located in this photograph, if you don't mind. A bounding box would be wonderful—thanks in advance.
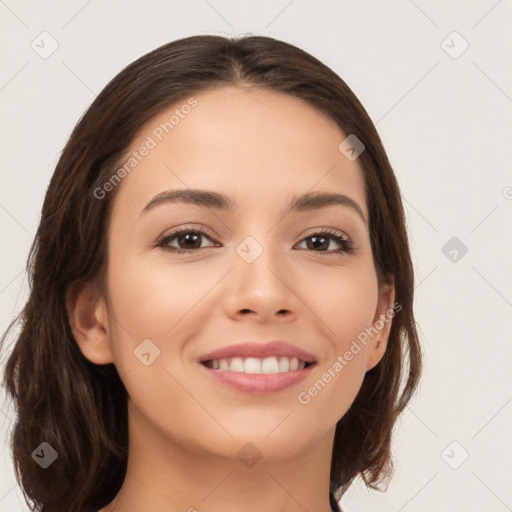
[1,1,511,511]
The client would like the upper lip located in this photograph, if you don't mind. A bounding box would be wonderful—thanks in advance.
[198,340,317,363]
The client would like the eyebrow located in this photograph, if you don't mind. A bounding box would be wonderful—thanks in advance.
[139,188,367,224]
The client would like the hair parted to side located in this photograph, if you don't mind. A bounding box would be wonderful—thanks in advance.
[1,34,422,511]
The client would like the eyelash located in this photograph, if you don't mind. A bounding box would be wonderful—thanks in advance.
[154,226,354,256]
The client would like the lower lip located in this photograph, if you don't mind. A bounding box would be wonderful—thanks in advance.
[199,363,315,394]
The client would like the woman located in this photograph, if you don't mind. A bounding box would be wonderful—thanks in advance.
[1,34,422,512]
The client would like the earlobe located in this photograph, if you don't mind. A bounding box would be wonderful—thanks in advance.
[366,279,395,371]
[65,279,115,365]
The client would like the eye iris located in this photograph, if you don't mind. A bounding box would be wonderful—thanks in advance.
[308,235,328,251]
[179,232,201,249]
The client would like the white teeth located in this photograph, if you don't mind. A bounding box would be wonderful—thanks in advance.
[209,356,310,374]
[229,357,245,372]
[261,356,279,374]
[278,357,289,372]
[244,357,262,374]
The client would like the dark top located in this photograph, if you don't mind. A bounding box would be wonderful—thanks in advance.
[329,490,342,512]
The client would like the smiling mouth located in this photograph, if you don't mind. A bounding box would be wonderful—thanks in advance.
[201,356,316,374]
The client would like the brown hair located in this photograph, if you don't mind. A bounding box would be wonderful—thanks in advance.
[1,34,422,511]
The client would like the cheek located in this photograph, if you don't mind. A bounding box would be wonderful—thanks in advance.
[293,263,377,418]
[106,256,219,343]
[102,258,224,445]
[302,260,379,347]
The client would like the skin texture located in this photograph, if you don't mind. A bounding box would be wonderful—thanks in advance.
[67,86,395,512]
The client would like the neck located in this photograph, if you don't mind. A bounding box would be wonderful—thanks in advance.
[100,398,337,512]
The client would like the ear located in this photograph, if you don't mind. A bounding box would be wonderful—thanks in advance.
[65,279,115,365]
[366,278,396,371]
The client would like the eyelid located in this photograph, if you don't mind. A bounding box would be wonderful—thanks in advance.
[301,225,351,240]
[153,224,219,247]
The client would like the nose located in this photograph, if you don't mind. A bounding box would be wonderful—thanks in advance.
[222,242,301,323]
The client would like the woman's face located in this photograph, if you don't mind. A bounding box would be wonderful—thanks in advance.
[78,86,394,460]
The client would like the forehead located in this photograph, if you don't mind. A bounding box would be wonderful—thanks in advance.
[111,86,368,221]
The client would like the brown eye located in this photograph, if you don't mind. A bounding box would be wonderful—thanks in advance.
[156,228,218,253]
[295,229,354,255]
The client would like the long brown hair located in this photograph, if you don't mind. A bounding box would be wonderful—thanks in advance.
[1,34,422,511]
